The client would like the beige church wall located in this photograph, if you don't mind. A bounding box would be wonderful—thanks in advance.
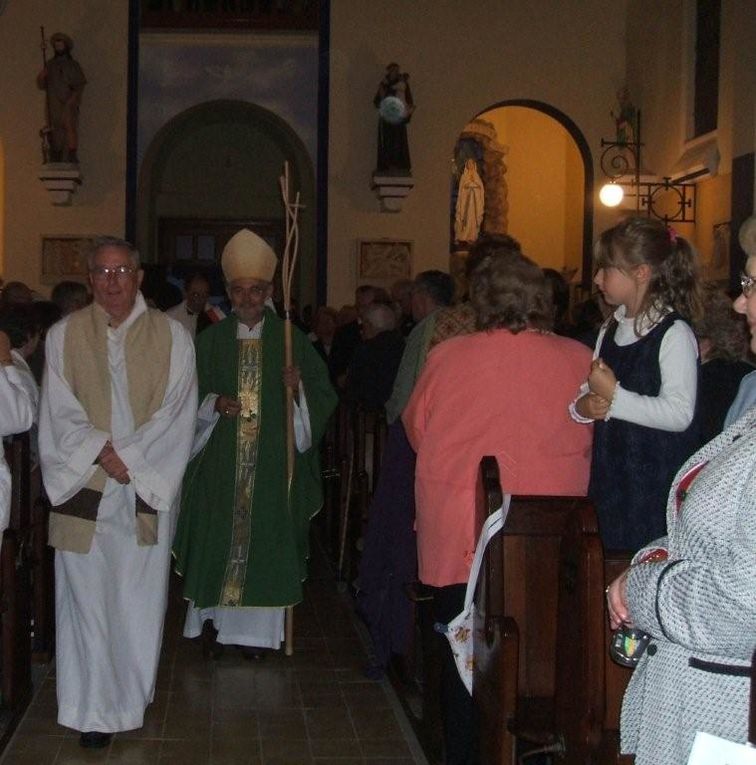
[486,108,566,269]
[327,0,628,308]
[564,132,585,276]
[0,2,129,295]
[625,1,755,261]
[483,106,584,273]
[696,173,733,282]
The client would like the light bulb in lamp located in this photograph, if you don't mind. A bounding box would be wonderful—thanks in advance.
[600,182,624,207]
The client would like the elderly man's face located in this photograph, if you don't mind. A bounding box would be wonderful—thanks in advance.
[186,277,210,315]
[228,277,272,328]
[89,246,143,326]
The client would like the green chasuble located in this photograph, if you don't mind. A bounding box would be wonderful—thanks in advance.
[173,310,337,608]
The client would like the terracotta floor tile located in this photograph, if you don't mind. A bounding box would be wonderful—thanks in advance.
[210,737,262,765]
[158,738,211,763]
[339,684,391,709]
[55,737,113,763]
[1,754,60,765]
[162,707,212,739]
[0,551,426,765]
[4,734,65,757]
[258,737,310,761]
[350,708,403,740]
[308,739,362,759]
[304,707,356,739]
[358,739,412,759]
[107,738,162,763]
[256,710,306,739]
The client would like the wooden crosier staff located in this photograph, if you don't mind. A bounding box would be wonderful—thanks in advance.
[279,161,303,656]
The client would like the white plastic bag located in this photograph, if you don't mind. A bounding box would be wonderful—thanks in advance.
[441,495,511,694]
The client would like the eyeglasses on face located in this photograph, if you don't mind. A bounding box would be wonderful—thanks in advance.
[90,265,137,282]
[740,273,756,298]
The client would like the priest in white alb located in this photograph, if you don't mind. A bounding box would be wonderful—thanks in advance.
[38,236,197,749]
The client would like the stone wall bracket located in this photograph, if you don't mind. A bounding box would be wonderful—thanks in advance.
[38,163,82,205]
[371,174,414,213]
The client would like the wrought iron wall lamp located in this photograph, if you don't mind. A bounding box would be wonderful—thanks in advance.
[599,110,701,223]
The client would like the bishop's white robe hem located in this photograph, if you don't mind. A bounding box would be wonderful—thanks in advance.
[183,603,284,649]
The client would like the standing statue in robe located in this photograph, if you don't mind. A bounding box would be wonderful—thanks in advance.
[611,86,637,146]
[37,32,87,163]
[373,63,414,176]
[454,159,485,243]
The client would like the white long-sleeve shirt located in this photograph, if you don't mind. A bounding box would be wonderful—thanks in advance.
[570,306,698,431]
[0,363,35,532]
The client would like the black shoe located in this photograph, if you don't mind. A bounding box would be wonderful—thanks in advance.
[238,645,267,661]
[201,619,224,659]
[79,731,112,749]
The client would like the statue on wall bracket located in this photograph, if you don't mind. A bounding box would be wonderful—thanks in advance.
[371,63,415,212]
[36,28,84,205]
[37,29,86,165]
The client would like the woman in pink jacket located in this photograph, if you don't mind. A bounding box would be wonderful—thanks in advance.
[403,240,592,764]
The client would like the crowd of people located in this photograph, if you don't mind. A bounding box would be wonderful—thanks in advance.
[0,215,754,764]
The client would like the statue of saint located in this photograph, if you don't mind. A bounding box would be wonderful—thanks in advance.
[611,86,637,146]
[373,63,414,177]
[37,32,87,163]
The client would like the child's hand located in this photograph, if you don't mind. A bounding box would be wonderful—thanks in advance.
[575,392,611,420]
[588,358,618,400]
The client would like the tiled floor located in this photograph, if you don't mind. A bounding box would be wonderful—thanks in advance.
[0,554,427,765]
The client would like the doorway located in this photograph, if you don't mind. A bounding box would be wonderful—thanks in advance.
[136,99,316,307]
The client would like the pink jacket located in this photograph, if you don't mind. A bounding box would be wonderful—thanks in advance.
[403,329,592,587]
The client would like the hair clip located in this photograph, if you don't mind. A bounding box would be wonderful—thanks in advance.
[667,226,678,245]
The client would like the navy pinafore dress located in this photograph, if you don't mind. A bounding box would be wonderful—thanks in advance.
[589,313,699,550]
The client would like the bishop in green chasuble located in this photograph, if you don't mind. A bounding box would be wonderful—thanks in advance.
[174,308,336,609]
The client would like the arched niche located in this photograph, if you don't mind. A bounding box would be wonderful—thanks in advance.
[136,99,316,307]
[450,99,594,295]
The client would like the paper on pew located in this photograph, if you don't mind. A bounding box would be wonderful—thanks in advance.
[687,731,756,765]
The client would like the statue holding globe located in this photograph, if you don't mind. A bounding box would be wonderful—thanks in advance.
[373,63,414,176]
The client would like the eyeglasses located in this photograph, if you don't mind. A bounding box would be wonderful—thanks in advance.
[90,265,137,282]
[740,273,756,298]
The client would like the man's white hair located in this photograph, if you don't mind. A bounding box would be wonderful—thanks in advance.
[363,302,397,332]
[87,236,140,270]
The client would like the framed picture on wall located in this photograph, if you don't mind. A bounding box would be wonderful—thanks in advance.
[40,235,94,285]
[357,239,412,282]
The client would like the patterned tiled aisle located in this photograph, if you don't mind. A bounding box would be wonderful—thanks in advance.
[0,548,427,765]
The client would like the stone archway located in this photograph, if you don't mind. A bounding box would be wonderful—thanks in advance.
[136,99,317,307]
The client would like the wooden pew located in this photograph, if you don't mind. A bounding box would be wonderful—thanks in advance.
[370,409,388,487]
[596,551,634,764]
[319,408,341,557]
[0,433,34,720]
[473,456,609,765]
[335,403,388,583]
[29,467,54,664]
